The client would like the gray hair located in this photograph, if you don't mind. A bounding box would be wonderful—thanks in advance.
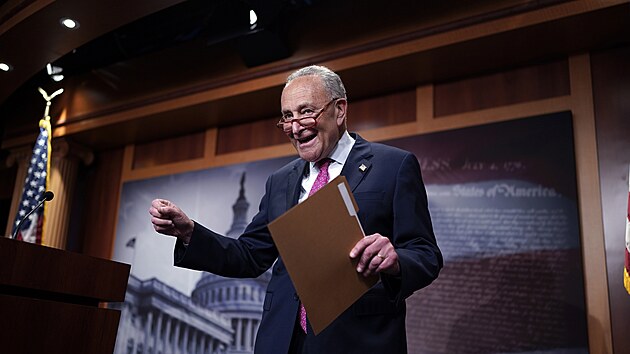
[286,65,347,100]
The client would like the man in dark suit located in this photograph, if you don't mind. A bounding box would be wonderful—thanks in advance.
[150,65,442,353]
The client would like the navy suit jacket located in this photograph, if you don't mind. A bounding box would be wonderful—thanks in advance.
[175,133,442,354]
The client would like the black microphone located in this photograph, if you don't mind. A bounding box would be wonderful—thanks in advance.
[11,191,55,240]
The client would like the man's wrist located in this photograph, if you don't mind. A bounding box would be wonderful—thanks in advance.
[181,220,194,245]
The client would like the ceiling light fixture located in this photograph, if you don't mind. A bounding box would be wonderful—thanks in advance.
[249,10,258,29]
[46,63,64,82]
[60,17,79,29]
[0,63,11,72]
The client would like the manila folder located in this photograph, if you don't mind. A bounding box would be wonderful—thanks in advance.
[268,175,378,335]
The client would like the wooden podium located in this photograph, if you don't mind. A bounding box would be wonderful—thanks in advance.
[0,237,131,353]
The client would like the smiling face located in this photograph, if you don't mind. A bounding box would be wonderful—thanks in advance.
[280,75,347,162]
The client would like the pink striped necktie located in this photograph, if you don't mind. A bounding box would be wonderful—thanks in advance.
[299,158,332,333]
[309,158,332,197]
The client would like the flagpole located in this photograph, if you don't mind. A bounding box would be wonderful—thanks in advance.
[37,87,62,245]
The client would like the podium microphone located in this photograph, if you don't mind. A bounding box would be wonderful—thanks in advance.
[11,191,55,240]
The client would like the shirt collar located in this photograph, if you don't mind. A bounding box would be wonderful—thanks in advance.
[309,130,355,170]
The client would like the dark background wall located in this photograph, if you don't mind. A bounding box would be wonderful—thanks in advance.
[1,1,628,352]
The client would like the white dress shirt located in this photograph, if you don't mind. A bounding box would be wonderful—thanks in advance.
[298,130,355,203]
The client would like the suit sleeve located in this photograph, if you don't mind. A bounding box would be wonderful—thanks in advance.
[173,176,279,278]
[382,152,443,303]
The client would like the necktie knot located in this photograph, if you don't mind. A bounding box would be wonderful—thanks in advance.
[309,158,332,197]
[316,158,331,170]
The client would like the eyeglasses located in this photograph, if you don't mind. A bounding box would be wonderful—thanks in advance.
[276,98,339,133]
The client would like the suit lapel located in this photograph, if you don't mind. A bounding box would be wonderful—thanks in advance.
[286,159,308,208]
[341,134,373,192]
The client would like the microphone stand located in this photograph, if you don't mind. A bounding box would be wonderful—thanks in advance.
[11,191,54,240]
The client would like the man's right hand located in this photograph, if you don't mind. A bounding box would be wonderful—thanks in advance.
[149,199,194,244]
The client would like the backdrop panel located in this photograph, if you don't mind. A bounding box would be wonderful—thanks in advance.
[112,112,587,354]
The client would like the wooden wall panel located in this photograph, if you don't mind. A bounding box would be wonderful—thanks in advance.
[216,90,417,155]
[591,45,630,354]
[348,90,416,132]
[132,131,205,169]
[434,59,570,116]
[216,117,288,155]
[80,148,125,259]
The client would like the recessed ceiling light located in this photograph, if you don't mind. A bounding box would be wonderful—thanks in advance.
[0,63,11,72]
[249,10,257,29]
[60,17,79,29]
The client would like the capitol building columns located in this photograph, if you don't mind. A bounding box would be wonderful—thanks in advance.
[114,276,233,354]
[162,315,172,352]
[181,324,190,353]
[244,318,253,351]
[143,310,153,351]
[171,320,181,354]
[231,317,258,352]
[137,309,231,354]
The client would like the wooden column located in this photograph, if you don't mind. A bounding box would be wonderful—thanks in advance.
[43,138,93,249]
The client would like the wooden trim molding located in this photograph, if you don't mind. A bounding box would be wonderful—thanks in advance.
[121,144,135,182]
[204,128,218,161]
[422,95,572,133]
[568,53,612,354]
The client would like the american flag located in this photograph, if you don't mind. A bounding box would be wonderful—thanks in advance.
[11,118,51,244]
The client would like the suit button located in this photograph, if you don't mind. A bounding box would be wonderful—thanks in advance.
[293,293,299,301]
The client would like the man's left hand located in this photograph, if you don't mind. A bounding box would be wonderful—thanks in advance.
[349,233,400,277]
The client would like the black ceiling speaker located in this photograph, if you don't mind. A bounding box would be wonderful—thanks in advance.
[234,28,291,67]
